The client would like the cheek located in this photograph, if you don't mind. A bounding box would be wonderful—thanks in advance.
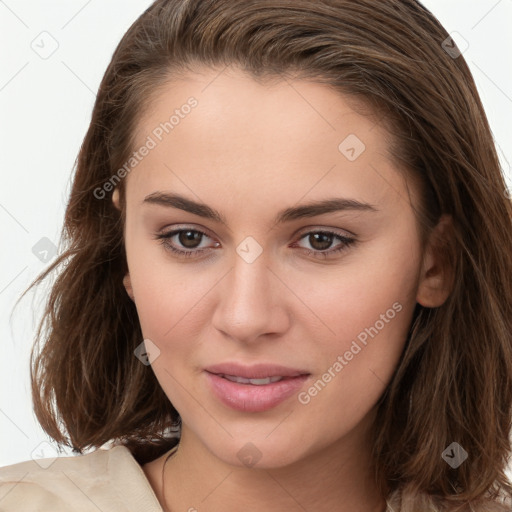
[130,264,215,344]
[292,238,419,421]
[128,259,213,411]
[293,292,414,447]
[124,219,214,339]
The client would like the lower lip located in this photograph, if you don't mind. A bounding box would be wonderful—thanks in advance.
[205,372,310,412]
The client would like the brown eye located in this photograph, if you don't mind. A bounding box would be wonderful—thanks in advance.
[293,230,356,259]
[178,230,204,249]
[307,232,335,251]
[154,228,219,259]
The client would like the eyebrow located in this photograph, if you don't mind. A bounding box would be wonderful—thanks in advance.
[143,192,378,225]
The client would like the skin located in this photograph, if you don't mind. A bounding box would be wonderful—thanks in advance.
[112,66,453,512]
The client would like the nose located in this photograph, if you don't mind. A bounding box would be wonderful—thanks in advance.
[211,248,291,344]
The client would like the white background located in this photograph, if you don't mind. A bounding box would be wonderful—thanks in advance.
[1,0,511,473]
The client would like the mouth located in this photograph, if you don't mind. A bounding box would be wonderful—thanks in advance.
[204,363,311,412]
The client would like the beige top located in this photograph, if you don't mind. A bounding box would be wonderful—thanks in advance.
[0,445,172,511]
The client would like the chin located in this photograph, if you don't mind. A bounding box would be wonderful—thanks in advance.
[199,433,309,470]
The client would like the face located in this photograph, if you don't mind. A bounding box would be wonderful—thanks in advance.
[115,66,434,469]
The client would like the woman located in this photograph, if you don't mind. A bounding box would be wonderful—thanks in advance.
[1,0,511,510]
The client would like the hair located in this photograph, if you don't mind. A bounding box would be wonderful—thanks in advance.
[18,0,512,510]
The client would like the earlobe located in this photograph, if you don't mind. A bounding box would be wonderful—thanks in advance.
[112,188,120,210]
[123,273,135,301]
[416,214,455,308]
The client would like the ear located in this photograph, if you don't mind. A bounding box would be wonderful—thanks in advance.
[123,273,135,301]
[112,187,121,210]
[416,214,455,308]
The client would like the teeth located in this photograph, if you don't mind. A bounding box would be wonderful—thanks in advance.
[221,374,284,385]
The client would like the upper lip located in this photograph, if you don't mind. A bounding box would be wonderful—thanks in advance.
[205,362,310,379]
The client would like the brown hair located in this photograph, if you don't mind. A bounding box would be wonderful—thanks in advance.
[20,0,512,510]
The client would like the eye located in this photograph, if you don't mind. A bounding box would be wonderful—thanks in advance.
[154,227,356,260]
[154,227,219,258]
[292,230,356,259]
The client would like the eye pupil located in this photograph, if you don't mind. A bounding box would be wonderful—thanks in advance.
[310,233,333,251]
[179,230,202,248]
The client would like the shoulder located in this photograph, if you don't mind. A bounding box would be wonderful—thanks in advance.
[0,445,162,511]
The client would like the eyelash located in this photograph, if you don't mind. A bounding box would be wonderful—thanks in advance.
[154,227,356,260]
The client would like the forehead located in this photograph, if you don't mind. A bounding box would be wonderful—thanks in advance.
[126,66,414,215]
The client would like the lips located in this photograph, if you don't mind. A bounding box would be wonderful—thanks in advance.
[204,362,311,412]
